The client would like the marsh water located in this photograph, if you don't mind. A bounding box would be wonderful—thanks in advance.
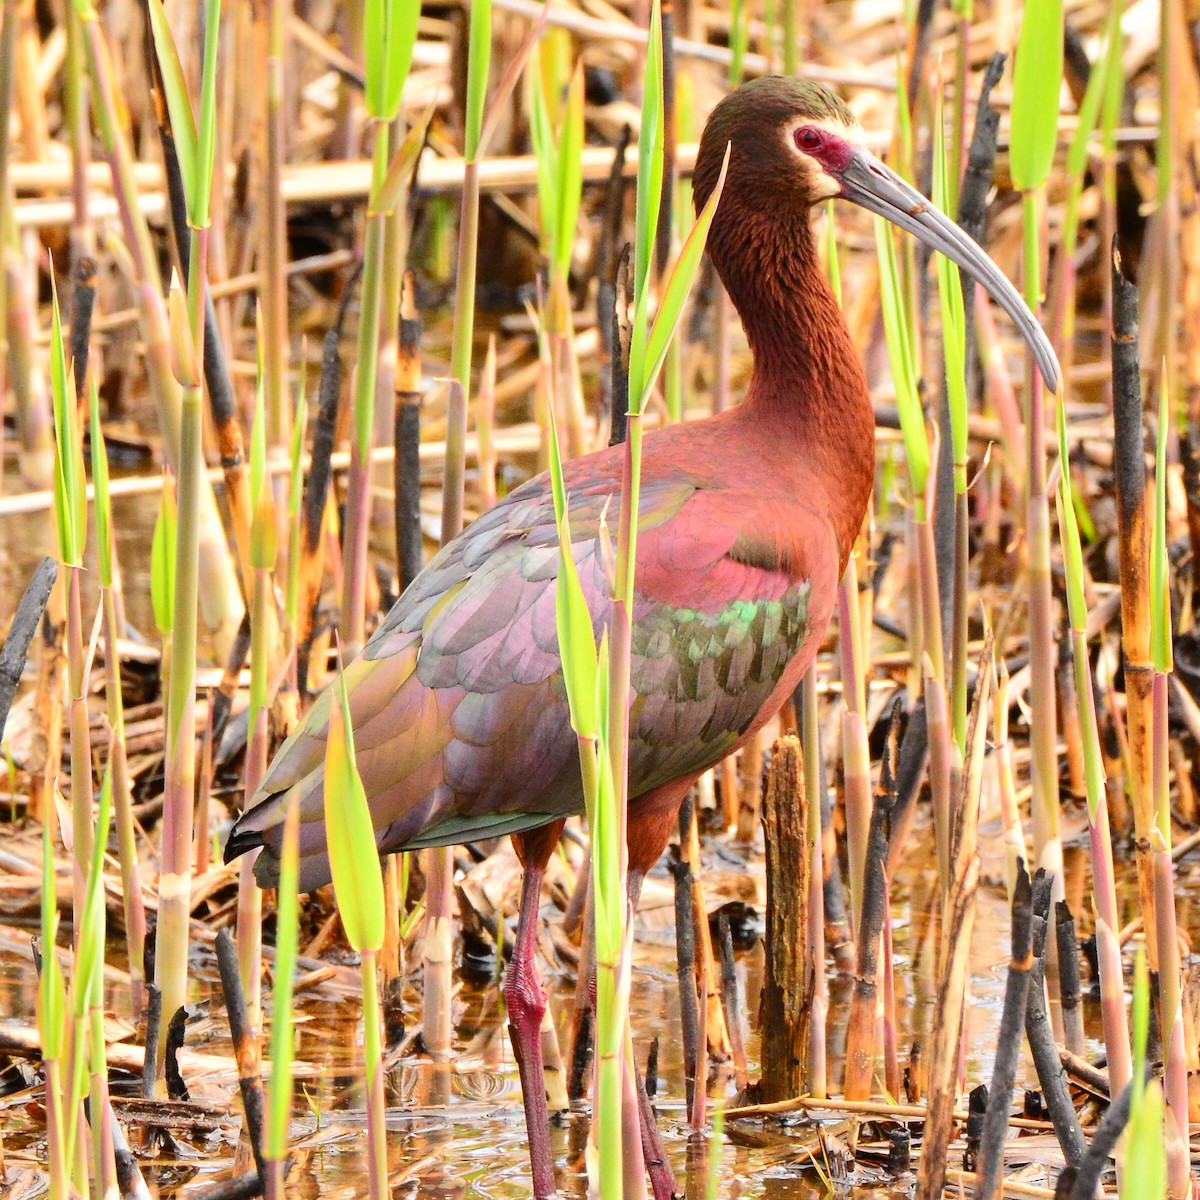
[2,789,1161,1199]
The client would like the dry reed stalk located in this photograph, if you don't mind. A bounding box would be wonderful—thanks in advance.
[680,789,731,1060]
[838,552,871,934]
[992,659,1028,903]
[13,0,46,162]
[6,237,55,488]
[800,665,827,1099]
[421,373,469,1062]
[260,0,290,450]
[758,734,809,1104]
[476,332,498,513]
[734,730,763,842]
[842,709,898,1102]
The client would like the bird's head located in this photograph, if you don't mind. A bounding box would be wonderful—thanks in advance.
[694,76,1060,392]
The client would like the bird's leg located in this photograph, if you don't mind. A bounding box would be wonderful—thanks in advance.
[627,866,680,1200]
[505,862,559,1200]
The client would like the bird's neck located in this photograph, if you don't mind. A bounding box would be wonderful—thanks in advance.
[713,210,876,563]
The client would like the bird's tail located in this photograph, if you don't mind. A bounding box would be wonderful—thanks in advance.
[224,773,335,892]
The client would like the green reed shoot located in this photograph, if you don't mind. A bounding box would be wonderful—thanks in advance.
[341,0,419,655]
[1055,404,1131,1097]
[1148,380,1190,1191]
[325,664,387,1200]
[728,0,749,87]
[932,90,969,749]
[1009,0,1062,202]
[146,0,223,1070]
[1010,0,1063,907]
[546,3,726,1184]
[531,50,586,452]
[49,275,92,916]
[265,794,301,1200]
[151,471,176,644]
[1124,951,1167,1199]
[76,0,243,644]
[40,816,67,1200]
[874,219,927,522]
[90,377,146,1016]
[823,220,869,939]
[547,403,619,1187]
[1057,0,1123,352]
[64,766,113,1195]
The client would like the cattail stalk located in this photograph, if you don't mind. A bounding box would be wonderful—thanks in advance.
[1111,249,1159,969]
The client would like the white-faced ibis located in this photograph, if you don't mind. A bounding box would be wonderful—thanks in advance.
[227,77,1058,1198]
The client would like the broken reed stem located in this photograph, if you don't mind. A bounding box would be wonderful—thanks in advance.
[976,861,1034,1200]
[1054,902,1085,1058]
[215,930,267,1185]
[0,555,55,741]
[1111,245,1158,965]
[758,735,809,1104]
[1024,881,1086,1169]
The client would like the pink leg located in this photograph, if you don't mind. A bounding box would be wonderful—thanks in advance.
[505,863,559,1200]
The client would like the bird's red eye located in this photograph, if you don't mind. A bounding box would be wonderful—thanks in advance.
[795,127,823,152]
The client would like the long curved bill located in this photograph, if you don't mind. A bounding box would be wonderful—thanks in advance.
[839,149,1061,394]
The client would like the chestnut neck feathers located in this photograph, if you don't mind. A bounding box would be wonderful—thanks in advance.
[693,78,875,565]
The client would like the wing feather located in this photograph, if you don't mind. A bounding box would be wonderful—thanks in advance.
[229,455,840,890]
